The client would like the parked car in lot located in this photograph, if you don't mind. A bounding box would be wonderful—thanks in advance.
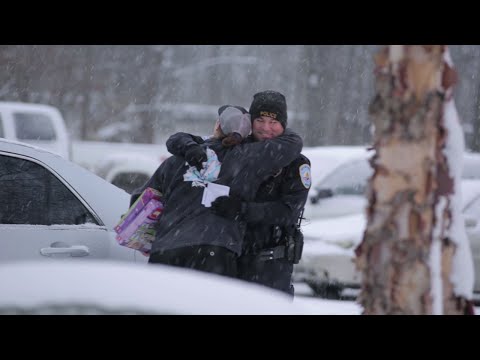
[296,147,480,299]
[71,140,169,188]
[303,149,372,220]
[296,177,480,300]
[301,146,371,193]
[94,152,161,194]
[303,149,480,221]
[0,261,306,314]
[305,146,480,219]
[0,138,146,264]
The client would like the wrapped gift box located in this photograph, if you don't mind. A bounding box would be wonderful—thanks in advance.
[114,187,163,253]
[115,187,162,234]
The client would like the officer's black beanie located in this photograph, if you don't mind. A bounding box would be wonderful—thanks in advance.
[248,90,288,128]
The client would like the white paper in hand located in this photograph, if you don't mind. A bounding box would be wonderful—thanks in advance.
[201,183,230,207]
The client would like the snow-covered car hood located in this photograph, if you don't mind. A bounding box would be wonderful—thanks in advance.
[0,261,307,315]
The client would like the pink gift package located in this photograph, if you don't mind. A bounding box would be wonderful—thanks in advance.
[114,187,164,253]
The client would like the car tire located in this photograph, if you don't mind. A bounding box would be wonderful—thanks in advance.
[305,279,343,300]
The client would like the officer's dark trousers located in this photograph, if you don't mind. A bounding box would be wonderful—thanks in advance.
[237,256,294,297]
[149,245,237,278]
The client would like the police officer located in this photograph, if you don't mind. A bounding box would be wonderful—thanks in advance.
[166,91,311,296]
[211,91,311,296]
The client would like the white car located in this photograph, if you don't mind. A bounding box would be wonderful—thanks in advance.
[304,149,372,220]
[296,179,480,300]
[94,152,161,194]
[303,148,480,221]
[0,261,307,315]
[0,138,146,264]
[296,148,480,299]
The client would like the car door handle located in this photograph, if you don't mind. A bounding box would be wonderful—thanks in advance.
[40,245,90,257]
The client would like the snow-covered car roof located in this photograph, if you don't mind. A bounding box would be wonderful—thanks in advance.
[0,138,130,229]
[0,261,307,315]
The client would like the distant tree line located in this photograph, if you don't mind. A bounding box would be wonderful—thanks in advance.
[1,45,479,149]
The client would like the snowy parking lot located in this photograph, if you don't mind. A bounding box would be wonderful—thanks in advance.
[293,283,480,315]
[293,283,361,315]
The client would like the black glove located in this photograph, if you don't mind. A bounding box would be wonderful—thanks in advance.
[210,195,245,220]
[185,145,207,171]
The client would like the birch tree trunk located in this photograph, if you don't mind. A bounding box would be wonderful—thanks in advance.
[355,45,475,315]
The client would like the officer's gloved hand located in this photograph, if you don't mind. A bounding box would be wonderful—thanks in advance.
[185,145,207,171]
[210,195,245,220]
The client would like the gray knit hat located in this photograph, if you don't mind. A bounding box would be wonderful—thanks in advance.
[218,106,251,138]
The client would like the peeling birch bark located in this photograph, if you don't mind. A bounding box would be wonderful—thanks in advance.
[355,45,473,315]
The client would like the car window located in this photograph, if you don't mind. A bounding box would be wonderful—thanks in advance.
[317,159,373,196]
[0,114,4,138]
[0,155,98,225]
[13,112,57,141]
[111,172,150,194]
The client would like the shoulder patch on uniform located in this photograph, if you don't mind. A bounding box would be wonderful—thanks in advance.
[299,164,311,189]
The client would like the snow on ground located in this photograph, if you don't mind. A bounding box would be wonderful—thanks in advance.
[294,282,362,315]
[293,283,480,315]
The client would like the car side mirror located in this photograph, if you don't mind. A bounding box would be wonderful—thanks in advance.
[465,217,477,228]
[310,188,334,204]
